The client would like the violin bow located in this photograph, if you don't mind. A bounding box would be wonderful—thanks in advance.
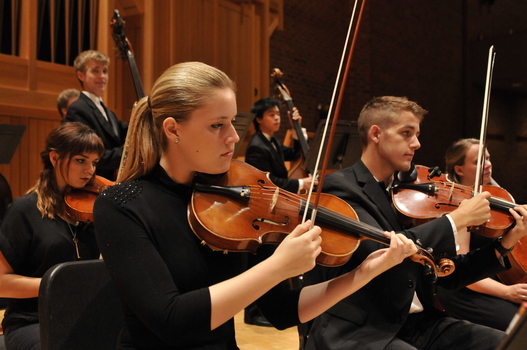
[474,45,496,194]
[304,0,366,223]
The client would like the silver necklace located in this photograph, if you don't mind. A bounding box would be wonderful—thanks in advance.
[67,222,81,259]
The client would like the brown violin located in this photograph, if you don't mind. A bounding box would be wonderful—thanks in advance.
[391,164,527,285]
[391,164,516,238]
[188,160,454,278]
[65,175,114,222]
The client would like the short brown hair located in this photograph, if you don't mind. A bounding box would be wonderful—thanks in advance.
[73,50,110,73]
[57,88,80,117]
[357,96,427,147]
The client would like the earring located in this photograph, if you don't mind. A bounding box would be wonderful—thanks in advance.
[174,138,179,144]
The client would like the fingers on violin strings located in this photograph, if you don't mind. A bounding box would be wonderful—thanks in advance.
[510,206,526,222]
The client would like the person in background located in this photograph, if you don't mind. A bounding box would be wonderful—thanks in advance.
[245,97,316,194]
[94,62,418,350]
[57,89,80,119]
[65,50,128,181]
[435,138,526,331]
[0,122,104,350]
[244,96,318,327]
[305,96,527,350]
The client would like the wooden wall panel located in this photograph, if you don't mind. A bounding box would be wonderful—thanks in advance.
[0,0,281,201]
[0,56,29,89]
[35,61,79,93]
[0,116,58,199]
[216,1,257,113]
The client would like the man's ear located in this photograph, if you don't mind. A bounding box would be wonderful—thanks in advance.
[76,70,85,82]
[370,125,382,143]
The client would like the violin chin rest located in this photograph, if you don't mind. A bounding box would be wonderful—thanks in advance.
[398,162,418,182]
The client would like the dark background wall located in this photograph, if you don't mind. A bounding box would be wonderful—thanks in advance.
[269,0,527,203]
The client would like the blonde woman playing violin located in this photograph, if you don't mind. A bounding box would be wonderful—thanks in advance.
[436,138,527,331]
[93,62,417,350]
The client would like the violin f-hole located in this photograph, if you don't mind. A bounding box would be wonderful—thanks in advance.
[252,217,291,230]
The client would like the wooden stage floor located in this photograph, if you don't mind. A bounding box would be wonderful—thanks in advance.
[234,311,299,350]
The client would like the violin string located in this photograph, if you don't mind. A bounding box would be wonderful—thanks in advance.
[237,186,444,272]
[247,186,391,243]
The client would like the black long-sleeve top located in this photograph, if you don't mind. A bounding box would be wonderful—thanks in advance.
[0,192,99,333]
[94,165,301,349]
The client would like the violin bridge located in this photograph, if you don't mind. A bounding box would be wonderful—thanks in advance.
[448,181,455,201]
[270,186,279,212]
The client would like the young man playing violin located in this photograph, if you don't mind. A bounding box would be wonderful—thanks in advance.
[304,96,527,350]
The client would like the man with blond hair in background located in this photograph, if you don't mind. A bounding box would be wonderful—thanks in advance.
[65,50,128,181]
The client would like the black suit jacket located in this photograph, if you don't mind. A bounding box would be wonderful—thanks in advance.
[244,131,300,193]
[65,93,128,180]
[305,160,509,350]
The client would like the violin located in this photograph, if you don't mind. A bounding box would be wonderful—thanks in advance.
[64,175,114,222]
[391,164,516,238]
[188,160,454,279]
[271,68,310,179]
[391,164,527,285]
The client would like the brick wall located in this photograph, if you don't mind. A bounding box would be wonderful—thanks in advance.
[270,0,527,202]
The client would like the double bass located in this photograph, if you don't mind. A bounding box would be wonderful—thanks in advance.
[271,68,310,179]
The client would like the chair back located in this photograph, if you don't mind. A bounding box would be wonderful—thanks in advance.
[0,172,12,224]
[38,259,123,350]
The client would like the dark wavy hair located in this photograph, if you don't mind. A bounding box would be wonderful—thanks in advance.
[29,122,105,219]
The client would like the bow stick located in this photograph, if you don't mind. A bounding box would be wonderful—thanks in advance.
[474,45,496,194]
[303,0,366,223]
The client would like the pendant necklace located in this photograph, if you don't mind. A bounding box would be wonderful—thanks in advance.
[67,222,81,259]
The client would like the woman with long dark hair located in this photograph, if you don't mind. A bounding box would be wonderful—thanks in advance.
[0,122,104,350]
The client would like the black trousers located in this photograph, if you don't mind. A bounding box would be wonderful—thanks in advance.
[4,323,40,350]
[390,312,505,350]
[435,285,519,331]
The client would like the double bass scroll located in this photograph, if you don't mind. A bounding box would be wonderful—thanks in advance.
[111,9,145,100]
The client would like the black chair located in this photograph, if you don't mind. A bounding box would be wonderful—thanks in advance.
[38,259,123,350]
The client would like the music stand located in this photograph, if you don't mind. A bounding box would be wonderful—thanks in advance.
[304,120,361,173]
[496,304,527,350]
[0,124,25,164]
[232,112,255,158]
